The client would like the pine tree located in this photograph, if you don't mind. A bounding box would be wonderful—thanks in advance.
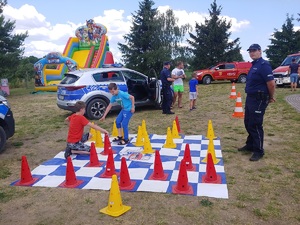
[265,15,300,68]
[187,0,242,70]
[118,0,158,74]
[0,0,28,81]
[118,0,189,75]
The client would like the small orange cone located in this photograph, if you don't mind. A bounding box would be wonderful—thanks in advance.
[149,150,168,180]
[15,155,39,186]
[202,153,222,184]
[60,157,84,188]
[101,133,116,155]
[100,150,119,178]
[119,157,136,190]
[232,92,244,118]
[183,144,196,171]
[86,142,103,167]
[229,82,237,99]
[172,159,193,195]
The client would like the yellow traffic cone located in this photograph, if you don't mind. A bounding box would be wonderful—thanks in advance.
[95,130,104,148]
[141,119,147,138]
[142,135,155,154]
[112,120,124,138]
[202,138,220,164]
[89,124,96,142]
[163,127,176,148]
[135,125,144,147]
[172,120,180,139]
[112,120,118,137]
[99,174,131,217]
[206,120,217,139]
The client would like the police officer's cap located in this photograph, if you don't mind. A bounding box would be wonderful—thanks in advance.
[247,44,261,51]
[164,61,171,66]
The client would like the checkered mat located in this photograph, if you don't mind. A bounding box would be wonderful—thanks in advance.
[11,134,229,199]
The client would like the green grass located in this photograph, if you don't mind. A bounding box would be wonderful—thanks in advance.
[0,83,299,225]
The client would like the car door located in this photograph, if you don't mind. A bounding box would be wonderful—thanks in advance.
[224,63,236,79]
[214,64,226,79]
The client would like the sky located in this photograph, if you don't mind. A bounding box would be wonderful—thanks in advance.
[3,0,300,64]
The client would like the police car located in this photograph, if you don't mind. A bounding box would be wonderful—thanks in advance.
[57,67,162,119]
[0,95,15,153]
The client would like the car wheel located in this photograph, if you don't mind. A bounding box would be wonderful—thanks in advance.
[238,75,247,83]
[0,126,7,153]
[86,98,108,120]
[202,76,212,85]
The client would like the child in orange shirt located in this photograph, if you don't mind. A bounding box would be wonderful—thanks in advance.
[64,101,109,159]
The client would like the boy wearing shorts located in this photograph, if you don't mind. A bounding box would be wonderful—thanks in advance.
[189,72,198,111]
[171,61,186,108]
[64,101,109,159]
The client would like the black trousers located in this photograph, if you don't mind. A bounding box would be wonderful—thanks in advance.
[162,87,172,113]
[244,94,269,154]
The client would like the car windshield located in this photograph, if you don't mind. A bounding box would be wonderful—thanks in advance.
[60,74,79,84]
[280,55,300,66]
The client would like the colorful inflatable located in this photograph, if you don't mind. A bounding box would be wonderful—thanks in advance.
[34,19,114,92]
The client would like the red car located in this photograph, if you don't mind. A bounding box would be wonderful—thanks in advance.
[193,62,252,84]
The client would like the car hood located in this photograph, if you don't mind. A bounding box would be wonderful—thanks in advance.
[273,65,288,73]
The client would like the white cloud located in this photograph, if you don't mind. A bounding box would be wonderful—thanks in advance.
[3,4,250,62]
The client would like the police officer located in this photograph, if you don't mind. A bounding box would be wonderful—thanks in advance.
[238,44,276,161]
[160,61,175,114]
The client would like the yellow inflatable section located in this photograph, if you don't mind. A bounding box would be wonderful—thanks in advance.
[72,50,90,68]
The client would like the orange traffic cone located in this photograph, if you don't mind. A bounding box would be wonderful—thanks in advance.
[202,153,222,184]
[15,155,39,186]
[60,157,84,188]
[100,150,119,178]
[149,150,168,180]
[101,133,116,155]
[86,142,103,167]
[119,157,136,190]
[172,159,193,195]
[229,82,237,99]
[183,144,196,171]
[232,92,244,118]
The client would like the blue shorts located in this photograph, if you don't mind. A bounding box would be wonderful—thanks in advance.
[290,73,298,83]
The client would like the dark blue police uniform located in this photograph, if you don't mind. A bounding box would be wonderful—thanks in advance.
[244,57,274,155]
[160,67,173,114]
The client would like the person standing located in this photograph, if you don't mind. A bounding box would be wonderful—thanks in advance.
[171,61,186,108]
[100,83,135,145]
[238,44,275,161]
[160,61,175,114]
[189,72,198,111]
[288,58,300,91]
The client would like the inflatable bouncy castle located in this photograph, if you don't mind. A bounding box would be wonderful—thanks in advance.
[34,19,114,92]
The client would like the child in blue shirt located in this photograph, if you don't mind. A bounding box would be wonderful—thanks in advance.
[189,73,198,111]
[100,83,135,145]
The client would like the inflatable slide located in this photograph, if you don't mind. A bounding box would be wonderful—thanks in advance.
[34,19,114,92]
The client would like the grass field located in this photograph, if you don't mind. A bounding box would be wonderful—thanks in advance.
[0,81,299,225]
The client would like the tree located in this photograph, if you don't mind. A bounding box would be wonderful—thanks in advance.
[118,0,189,75]
[0,0,28,83]
[187,0,243,70]
[265,15,300,68]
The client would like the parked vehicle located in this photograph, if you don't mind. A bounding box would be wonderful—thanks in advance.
[57,67,161,119]
[273,52,300,87]
[0,95,15,153]
[192,62,252,85]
